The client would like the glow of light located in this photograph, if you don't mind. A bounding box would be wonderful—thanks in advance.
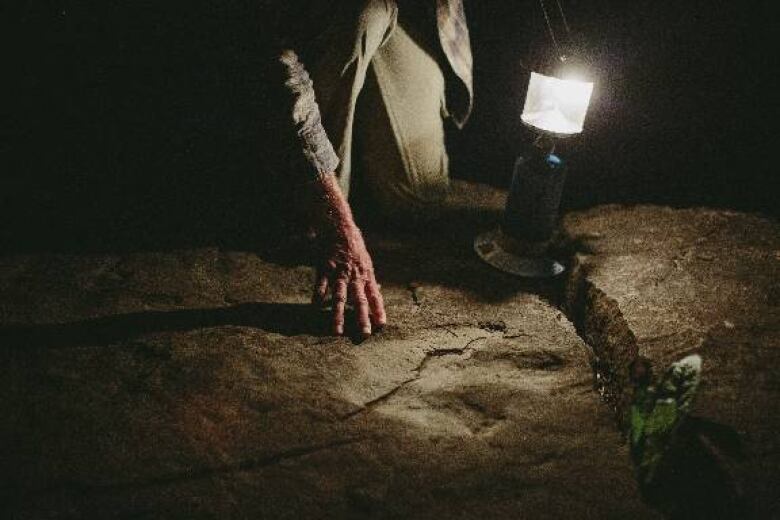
[521,71,594,136]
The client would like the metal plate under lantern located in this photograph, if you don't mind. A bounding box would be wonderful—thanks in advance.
[474,228,565,278]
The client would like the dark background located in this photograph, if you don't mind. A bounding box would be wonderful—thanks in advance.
[1,1,775,253]
[461,1,774,216]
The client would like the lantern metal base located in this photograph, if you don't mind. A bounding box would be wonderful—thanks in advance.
[474,228,565,279]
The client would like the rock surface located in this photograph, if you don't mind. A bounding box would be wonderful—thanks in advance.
[563,205,780,518]
[0,183,656,519]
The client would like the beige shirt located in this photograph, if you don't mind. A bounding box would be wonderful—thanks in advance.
[270,0,473,180]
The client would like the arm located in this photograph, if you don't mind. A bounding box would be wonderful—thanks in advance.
[276,49,386,337]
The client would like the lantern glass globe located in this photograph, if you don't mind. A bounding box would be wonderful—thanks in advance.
[521,71,594,137]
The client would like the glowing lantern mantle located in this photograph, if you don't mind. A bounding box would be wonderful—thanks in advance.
[521,71,594,137]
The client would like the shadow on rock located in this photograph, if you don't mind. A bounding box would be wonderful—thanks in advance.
[639,416,750,519]
[0,303,335,349]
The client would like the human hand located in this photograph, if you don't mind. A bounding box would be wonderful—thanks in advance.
[311,175,386,337]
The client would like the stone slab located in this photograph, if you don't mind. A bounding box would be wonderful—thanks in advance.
[0,184,656,519]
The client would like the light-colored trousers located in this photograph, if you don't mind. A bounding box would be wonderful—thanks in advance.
[307,0,451,218]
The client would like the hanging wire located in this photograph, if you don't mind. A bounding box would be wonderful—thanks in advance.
[554,0,572,36]
[538,0,561,59]
[539,0,571,62]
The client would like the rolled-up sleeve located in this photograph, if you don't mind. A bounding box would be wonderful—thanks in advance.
[277,49,339,179]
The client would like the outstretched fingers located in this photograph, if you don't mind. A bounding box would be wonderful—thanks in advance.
[316,263,385,338]
[332,276,348,335]
[366,277,386,327]
[312,271,329,305]
[351,277,372,338]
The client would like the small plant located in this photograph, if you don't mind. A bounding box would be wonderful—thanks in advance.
[629,354,702,486]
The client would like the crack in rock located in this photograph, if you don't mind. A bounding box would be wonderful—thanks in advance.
[417,337,486,373]
[564,256,640,423]
[341,337,488,420]
[478,320,507,333]
[27,437,364,499]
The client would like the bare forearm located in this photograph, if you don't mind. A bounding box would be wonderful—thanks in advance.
[311,173,358,235]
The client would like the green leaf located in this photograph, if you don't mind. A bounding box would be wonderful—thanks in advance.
[628,355,703,486]
[644,400,678,436]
